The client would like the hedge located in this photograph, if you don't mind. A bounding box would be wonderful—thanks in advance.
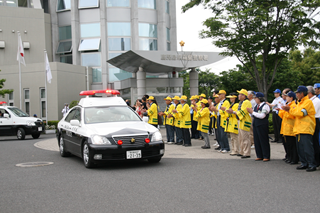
[48,120,59,129]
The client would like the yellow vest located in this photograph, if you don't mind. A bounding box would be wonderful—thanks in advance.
[193,102,201,121]
[279,101,296,137]
[218,100,230,128]
[147,103,158,125]
[236,100,252,131]
[196,107,210,133]
[178,103,192,129]
[225,103,239,134]
[163,104,175,126]
[173,104,182,127]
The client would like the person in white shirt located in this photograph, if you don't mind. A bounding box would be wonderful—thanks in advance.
[247,92,271,161]
[267,89,285,143]
[307,86,320,167]
[248,90,256,148]
[61,104,69,117]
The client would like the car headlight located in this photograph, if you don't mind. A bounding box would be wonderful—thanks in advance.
[91,135,112,145]
[27,121,36,126]
[151,131,162,142]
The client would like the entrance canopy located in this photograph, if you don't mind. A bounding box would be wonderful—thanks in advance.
[107,50,226,73]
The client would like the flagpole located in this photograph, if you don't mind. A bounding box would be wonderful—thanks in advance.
[44,50,48,123]
[18,32,22,109]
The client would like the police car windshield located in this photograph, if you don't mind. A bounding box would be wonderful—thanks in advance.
[8,107,29,117]
[84,106,141,124]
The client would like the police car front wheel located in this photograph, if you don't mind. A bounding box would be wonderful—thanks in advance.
[17,128,25,140]
[59,136,71,157]
[82,142,95,168]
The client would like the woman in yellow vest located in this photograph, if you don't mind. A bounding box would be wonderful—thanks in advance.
[225,93,240,156]
[194,99,211,149]
[160,96,175,144]
[146,96,158,128]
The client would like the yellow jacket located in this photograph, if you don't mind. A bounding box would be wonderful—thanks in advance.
[195,107,210,133]
[163,104,175,126]
[178,103,192,129]
[147,103,158,125]
[279,101,296,137]
[217,99,230,128]
[173,104,182,127]
[236,99,252,132]
[225,103,239,134]
[193,102,201,121]
[288,96,316,136]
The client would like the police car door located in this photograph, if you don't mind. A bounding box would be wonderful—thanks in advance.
[70,108,83,156]
[0,109,13,136]
[61,109,77,154]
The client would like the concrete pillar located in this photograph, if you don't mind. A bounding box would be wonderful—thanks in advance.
[137,67,146,98]
[131,0,139,50]
[49,0,59,61]
[189,68,199,95]
[71,0,80,65]
[100,0,108,89]
[157,0,166,51]
[170,0,177,51]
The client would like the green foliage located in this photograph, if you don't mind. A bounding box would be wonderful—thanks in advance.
[69,100,79,109]
[0,70,13,98]
[198,69,221,97]
[48,120,59,129]
[182,0,320,96]
[268,113,274,134]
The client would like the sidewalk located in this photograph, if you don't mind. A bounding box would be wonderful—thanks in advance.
[34,128,286,160]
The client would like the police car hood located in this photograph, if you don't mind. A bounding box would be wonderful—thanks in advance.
[86,121,159,136]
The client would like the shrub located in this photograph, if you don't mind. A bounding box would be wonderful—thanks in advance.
[69,100,79,109]
[48,120,59,129]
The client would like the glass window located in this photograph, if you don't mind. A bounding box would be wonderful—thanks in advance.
[109,53,122,59]
[167,42,171,51]
[40,88,45,99]
[65,109,76,122]
[107,0,129,7]
[107,23,131,36]
[108,38,131,51]
[109,67,132,82]
[6,0,17,7]
[165,1,169,13]
[24,89,29,99]
[41,101,46,118]
[80,23,100,38]
[0,1,3,6]
[57,41,72,54]
[25,102,30,115]
[166,28,170,41]
[60,55,73,64]
[79,0,99,8]
[138,0,156,9]
[73,109,81,122]
[59,26,72,40]
[139,39,157,51]
[139,23,157,38]
[18,0,28,7]
[92,68,102,83]
[57,0,71,11]
[9,92,13,100]
[79,38,101,51]
[81,53,101,67]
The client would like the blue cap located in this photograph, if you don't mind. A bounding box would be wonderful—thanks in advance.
[295,85,308,93]
[33,114,37,117]
[314,83,320,89]
[273,89,281,93]
[255,92,264,98]
[287,91,296,99]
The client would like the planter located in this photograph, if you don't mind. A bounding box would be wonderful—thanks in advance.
[45,130,56,134]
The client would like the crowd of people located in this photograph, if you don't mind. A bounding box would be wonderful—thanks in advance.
[130,84,320,172]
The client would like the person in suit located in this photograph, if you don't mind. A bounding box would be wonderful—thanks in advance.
[247,92,271,161]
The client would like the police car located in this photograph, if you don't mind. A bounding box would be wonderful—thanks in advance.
[56,89,164,168]
[0,105,44,140]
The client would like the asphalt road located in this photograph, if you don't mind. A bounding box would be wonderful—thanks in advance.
[1,134,320,213]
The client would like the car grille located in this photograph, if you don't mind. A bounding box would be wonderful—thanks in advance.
[112,135,149,146]
[35,120,43,127]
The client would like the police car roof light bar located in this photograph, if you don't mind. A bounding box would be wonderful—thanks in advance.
[79,89,120,96]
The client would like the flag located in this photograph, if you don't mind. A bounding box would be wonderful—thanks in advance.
[17,33,26,66]
[45,52,52,84]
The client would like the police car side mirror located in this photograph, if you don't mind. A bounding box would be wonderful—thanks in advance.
[3,113,9,118]
[70,120,81,127]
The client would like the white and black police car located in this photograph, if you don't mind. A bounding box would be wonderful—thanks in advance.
[0,104,44,140]
[56,89,164,168]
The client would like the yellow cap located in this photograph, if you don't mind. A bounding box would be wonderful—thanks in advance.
[180,95,188,100]
[218,90,226,95]
[214,94,219,98]
[172,96,180,100]
[147,96,155,100]
[194,95,200,99]
[189,96,195,100]
[226,95,237,98]
[200,99,208,104]
[164,96,172,101]
[200,94,206,98]
[237,89,248,96]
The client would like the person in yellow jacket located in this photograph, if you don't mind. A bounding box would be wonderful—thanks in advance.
[197,94,205,139]
[159,96,175,144]
[170,96,184,145]
[225,93,239,156]
[193,99,211,149]
[282,86,317,172]
[145,96,158,128]
[173,95,192,146]
[210,90,230,153]
[190,96,200,139]
[226,89,252,158]
[278,91,299,164]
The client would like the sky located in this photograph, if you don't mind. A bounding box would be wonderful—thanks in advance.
[175,0,240,75]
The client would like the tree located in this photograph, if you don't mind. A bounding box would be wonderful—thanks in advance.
[182,0,320,98]
[0,70,13,98]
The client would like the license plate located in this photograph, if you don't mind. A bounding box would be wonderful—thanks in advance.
[126,150,142,159]
[38,127,42,131]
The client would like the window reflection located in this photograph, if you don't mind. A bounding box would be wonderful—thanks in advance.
[107,0,129,7]
[79,0,99,8]
[108,38,131,51]
[92,68,102,83]
[81,53,101,67]
[59,26,72,40]
[79,38,101,51]
[139,39,157,51]
[80,23,101,38]
[107,23,131,36]
[139,23,157,38]
[57,0,71,11]
[57,41,72,54]
[109,67,132,82]
[138,0,156,9]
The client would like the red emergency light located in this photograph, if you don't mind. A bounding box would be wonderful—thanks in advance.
[79,89,120,96]
[0,101,7,105]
